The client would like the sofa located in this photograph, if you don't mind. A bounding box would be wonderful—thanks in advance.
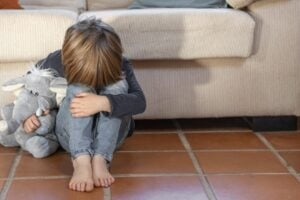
[0,0,299,121]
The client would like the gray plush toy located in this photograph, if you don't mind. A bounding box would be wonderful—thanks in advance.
[0,65,66,158]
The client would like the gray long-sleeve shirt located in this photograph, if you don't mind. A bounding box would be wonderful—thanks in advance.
[36,50,146,118]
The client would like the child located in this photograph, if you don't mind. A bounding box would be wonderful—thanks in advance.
[22,19,146,192]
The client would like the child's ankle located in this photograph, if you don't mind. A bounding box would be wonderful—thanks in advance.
[94,154,105,159]
[73,154,91,164]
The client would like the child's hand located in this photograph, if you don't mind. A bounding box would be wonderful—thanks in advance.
[23,114,40,134]
[70,93,111,117]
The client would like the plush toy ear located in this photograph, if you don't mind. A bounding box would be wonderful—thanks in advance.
[2,76,26,96]
[50,77,68,106]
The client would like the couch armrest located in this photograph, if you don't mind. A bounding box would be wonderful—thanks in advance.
[226,0,256,9]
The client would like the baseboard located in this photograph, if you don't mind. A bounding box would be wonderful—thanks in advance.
[244,116,297,132]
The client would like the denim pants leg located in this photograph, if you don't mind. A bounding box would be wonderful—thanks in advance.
[93,79,131,162]
[55,84,96,159]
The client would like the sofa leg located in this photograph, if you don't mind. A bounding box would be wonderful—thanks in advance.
[243,116,297,132]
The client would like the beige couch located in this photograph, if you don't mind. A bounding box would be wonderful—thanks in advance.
[0,0,299,120]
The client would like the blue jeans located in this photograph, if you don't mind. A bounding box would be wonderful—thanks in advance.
[55,79,131,162]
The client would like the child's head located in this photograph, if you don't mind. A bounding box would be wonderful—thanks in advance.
[62,18,123,89]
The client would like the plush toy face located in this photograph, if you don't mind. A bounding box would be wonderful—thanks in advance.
[2,66,61,124]
[25,70,54,98]
[12,89,40,123]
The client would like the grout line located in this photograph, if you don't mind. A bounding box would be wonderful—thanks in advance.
[7,172,292,180]
[0,149,22,200]
[134,132,178,135]
[262,131,300,134]
[255,132,300,182]
[204,173,291,176]
[117,150,187,153]
[277,149,300,152]
[112,172,290,177]
[174,130,253,133]
[135,130,253,134]
[103,187,111,200]
[193,149,270,152]
[117,149,273,153]
[112,173,199,178]
[173,120,217,200]
[13,176,71,180]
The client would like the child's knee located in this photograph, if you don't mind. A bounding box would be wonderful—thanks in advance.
[101,79,128,95]
[66,84,95,98]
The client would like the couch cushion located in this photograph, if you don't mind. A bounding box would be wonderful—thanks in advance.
[0,10,77,63]
[87,0,134,10]
[19,0,86,12]
[227,0,255,9]
[0,62,29,109]
[128,0,227,9]
[80,9,255,59]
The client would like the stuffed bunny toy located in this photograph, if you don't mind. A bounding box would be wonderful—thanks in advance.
[0,65,67,158]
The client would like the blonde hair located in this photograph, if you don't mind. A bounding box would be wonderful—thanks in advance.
[62,19,123,89]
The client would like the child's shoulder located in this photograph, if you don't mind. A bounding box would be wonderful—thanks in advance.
[37,50,64,77]
[49,50,62,59]
[38,50,61,67]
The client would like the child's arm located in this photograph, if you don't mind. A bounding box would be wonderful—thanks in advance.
[101,58,146,118]
[69,93,109,117]
[36,50,146,118]
[70,59,146,118]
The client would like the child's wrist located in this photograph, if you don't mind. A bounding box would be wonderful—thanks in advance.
[98,96,111,113]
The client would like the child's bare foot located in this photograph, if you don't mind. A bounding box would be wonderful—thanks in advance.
[69,155,94,192]
[92,155,115,187]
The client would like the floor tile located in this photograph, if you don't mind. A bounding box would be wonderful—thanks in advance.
[195,152,287,174]
[177,118,250,132]
[111,176,208,200]
[134,119,177,133]
[264,133,300,150]
[186,132,266,150]
[119,134,185,151]
[279,151,300,173]
[0,155,15,178]
[0,145,18,154]
[7,179,103,200]
[209,175,300,200]
[15,152,72,177]
[111,152,195,174]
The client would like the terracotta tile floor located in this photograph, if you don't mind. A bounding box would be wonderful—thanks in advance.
[1,118,300,200]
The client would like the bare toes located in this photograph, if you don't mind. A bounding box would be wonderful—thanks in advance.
[103,179,108,187]
[70,182,75,191]
[94,178,101,187]
[110,177,115,183]
[106,178,112,186]
[76,183,82,191]
[101,179,106,187]
[80,183,85,192]
[86,183,94,192]
[106,178,110,186]
[107,177,113,185]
